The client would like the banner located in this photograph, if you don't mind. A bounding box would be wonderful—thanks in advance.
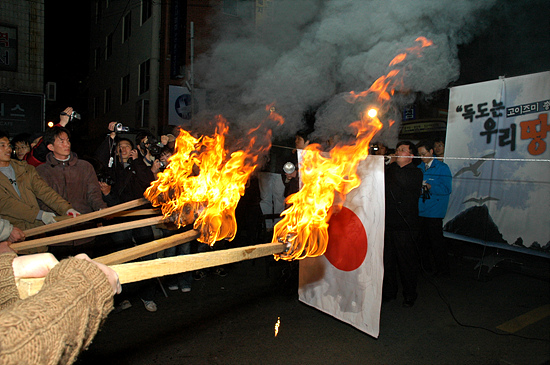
[444,71,550,256]
[299,156,385,338]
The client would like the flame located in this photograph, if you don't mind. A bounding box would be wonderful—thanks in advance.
[274,317,280,337]
[389,53,406,66]
[273,37,434,261]
[145,112,282,245]
[272,105,382,260]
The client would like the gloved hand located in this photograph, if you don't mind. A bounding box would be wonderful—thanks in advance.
[41,212,57,225]
[66,208,81,217]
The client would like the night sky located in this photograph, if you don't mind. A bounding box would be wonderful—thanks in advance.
[44,1,91,120]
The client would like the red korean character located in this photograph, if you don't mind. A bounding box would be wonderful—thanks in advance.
[520,113,549,155]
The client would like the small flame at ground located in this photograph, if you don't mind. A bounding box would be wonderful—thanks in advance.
[274,317,280,337]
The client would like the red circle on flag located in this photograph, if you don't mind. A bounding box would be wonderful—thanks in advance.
[325,206,368,272]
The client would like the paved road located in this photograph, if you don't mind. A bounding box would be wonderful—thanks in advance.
[76,241,550,365]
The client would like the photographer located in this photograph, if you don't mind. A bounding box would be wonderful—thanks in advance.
[94,122,159,312]
[24,107,78,167]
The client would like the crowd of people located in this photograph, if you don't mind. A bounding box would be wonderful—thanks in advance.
[0,107,185,362]
[0,105,452,363]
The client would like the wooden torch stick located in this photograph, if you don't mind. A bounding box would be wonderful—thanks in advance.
[16,242,286,299]
[11,216,165,252]
[23,198,150,238]
[105,209,160,218]
[94,229,200,266]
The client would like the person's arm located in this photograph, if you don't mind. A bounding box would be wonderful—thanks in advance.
[84,163,108,211]
[0,253,117,364]
[427,163,452,196]
[0,218,13,242]
[28,165,73,215]
[0,187,41,225]
[94,123,118,167]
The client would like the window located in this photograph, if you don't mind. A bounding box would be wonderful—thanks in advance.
[141,0,152,24]
[122,11,132,42]
[94,47,101,70]
[105,33,113,60]
[136,99,149,127]
[121,74,130,104]
[93,96,100,118]
[104,87,112,113]
[95,0,103,23]
[139,59,150,94]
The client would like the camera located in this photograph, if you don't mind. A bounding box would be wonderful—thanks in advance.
[114,122,130,133]
[283,162,296,174]
[421,182,431,202]
[60,110,81,121]
[97,173,115,186]
[140,137,163,158]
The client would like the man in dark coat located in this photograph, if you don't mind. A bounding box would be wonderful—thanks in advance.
[383,141,423,307]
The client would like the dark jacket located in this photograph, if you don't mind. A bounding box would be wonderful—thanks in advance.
[36,152,107,214]
[385,162,423,231]
[95,136,155,207]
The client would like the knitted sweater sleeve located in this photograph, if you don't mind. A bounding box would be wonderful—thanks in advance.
[0,254,114,365]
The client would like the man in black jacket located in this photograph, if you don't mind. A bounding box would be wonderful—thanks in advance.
[383,141,423,307]
[95,123,160,312]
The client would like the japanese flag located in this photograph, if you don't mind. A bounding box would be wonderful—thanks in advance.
[298,156,385,338]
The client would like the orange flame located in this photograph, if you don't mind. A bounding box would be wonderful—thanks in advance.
[272,106,382,260]
[145,112,282,245]
[274,317,280,337]
[273,37,434,261]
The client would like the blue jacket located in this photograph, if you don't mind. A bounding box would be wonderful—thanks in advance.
[418,158,452,218]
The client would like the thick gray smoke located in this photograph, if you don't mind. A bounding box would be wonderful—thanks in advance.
[193,0,497,145]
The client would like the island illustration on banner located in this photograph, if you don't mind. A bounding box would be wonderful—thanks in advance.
[443,71,550,257]
[299,156,385,338]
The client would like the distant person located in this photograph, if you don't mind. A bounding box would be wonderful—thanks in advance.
[372,141,387,156]
[24,106,75,167]
[383,141,423,307]
[283,130,310,199]
[433,137,445,160]
[0,130,79,232]
[0,251,120,364]
[95,122,160,312]
[10,133,31,161]
[417,140,452,277]
[373,141,392,165]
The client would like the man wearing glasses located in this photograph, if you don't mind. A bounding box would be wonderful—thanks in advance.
[383,141,423,307]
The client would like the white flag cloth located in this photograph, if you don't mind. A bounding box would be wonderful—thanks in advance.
[298,156,385,338]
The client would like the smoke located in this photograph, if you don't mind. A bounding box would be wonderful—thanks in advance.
[193,0,497,145]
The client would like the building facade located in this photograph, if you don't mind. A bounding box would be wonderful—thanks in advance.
[0,0,45,134]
